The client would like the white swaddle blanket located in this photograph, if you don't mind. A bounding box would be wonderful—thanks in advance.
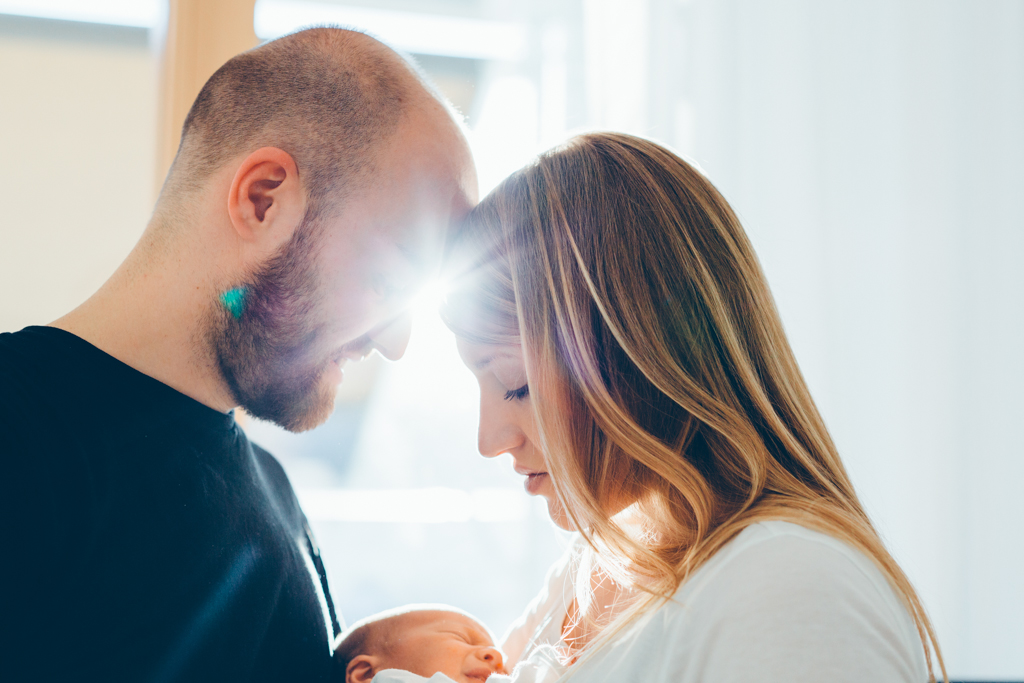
[370,644,565,683]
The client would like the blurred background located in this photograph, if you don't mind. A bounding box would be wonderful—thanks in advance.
[0,0,1021,679]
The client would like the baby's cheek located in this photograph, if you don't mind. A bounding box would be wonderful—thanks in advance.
[436,644,469,676]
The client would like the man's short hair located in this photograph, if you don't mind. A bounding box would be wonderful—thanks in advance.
[167,27,420,208]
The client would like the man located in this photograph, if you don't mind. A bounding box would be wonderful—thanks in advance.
[0,28,476,682]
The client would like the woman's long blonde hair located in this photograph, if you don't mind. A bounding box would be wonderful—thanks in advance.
[442,132,944,680]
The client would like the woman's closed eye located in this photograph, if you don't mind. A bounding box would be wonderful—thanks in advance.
[504,384,530,402]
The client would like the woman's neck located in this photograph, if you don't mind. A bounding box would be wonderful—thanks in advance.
[560,565,633,658]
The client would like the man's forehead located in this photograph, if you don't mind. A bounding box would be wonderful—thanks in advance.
[324,102,473,268]
[379,95,477,229]
[320,208,441,285]
[362,190,450,272]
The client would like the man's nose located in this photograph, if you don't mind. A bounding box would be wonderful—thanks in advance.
[368,313,413,361]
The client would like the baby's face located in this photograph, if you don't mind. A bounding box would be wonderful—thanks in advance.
[383,610,505,683]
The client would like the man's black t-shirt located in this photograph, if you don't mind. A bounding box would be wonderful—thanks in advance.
[0,327,342,682]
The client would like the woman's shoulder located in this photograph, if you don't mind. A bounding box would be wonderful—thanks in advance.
[656,520,913,630]
[673,520,904,608]
[680,520,893,596]
[630,520,928,681]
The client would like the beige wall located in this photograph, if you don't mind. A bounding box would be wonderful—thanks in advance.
[0,17,157,333]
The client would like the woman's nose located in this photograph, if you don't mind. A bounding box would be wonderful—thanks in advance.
[477,417,524,458]
[477,401,524,459]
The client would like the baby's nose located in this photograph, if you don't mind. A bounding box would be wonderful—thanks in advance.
[479,646,504,672]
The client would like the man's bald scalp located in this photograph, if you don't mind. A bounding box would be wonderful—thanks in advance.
[164,27,425,209]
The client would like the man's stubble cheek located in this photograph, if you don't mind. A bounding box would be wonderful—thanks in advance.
[212,216,339,431]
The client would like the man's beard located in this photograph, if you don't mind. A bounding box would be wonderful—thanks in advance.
[211,211,338,433]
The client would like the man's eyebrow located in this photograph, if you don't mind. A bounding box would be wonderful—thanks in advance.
[395,241,439,284]
[396,240,434,273]
[397,242,418,263]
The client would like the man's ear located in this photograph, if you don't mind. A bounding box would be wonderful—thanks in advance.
[227,147,304,250]
[346,654,381,683]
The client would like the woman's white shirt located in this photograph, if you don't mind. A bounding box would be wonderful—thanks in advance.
[502,521,929,683]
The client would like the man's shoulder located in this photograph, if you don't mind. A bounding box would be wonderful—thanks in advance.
[0,331,98,593]
[0,326,95,407]
[250,439,282,468]
[0,325,76,359]
[0,328,70,438]
[0,326,52,384]
[248,438,306,521]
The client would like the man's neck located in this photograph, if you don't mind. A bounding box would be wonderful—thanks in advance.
[51,241,238,413]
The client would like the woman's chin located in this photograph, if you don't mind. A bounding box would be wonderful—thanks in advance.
[546,497,575,531]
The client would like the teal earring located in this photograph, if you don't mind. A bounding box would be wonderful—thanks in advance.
[219,286,248,320]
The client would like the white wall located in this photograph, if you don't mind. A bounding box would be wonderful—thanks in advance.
[648,0,1022,677]
[0,16,156,333]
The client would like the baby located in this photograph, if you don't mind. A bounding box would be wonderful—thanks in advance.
[333,605,507,683]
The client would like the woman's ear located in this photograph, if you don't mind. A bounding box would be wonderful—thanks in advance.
[227,146,305,252]
[346,654,380,683]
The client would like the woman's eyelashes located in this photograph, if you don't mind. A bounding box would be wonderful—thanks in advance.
[504,384,530,402]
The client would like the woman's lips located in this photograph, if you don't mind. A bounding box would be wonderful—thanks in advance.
[524,472,549,495]
[513,464,549,495]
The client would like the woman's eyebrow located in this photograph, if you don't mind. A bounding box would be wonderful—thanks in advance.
[476,350,521,371]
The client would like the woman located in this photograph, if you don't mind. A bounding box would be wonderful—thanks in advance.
[441,133,945,682]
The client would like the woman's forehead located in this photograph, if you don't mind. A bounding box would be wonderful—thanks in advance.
[456,339,523,370]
